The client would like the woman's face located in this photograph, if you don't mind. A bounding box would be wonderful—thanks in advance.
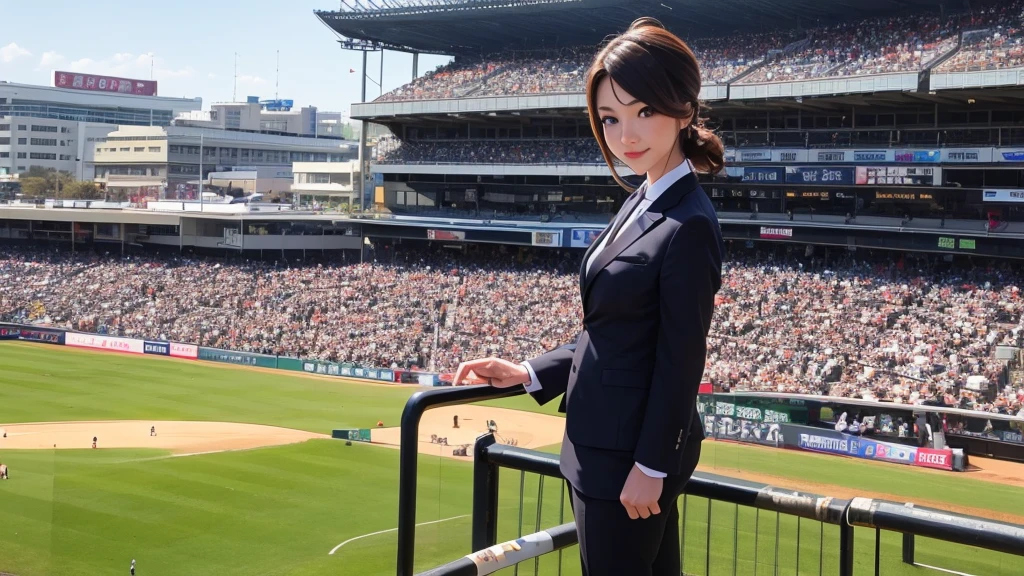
[596,76,686,183]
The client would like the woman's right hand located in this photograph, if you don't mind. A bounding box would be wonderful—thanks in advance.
[452,357,530,388]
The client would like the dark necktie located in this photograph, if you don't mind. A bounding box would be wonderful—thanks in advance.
[606,185,647,244]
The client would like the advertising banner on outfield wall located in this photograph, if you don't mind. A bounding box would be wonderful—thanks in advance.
[170,342,198,359]
[706,416,784,447]
[66,332,144,354]
[198,347,278,368]
[143,341,171,356]
[0,324,66,344]
[780,423,956,470]
[915,447,954,470]
[300,359,396,382]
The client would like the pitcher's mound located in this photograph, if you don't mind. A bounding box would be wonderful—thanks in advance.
[0,421,326,455]
[370,405,565,460]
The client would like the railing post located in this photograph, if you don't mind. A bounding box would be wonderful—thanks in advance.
[839,501,855,576]
[395,385,522,576]
[472,433,499,552]
[902,533,916,565]
[902,503,915,565]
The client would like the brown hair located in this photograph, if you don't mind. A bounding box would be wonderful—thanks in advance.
[586,17,725,189]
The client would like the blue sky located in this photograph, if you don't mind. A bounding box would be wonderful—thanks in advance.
[0,0,452,116]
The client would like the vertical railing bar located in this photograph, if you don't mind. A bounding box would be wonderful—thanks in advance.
[796,517,802,576]
[534,475,544,576]
[819,522,824,576]
[558,482,565,576]
[774,512,780,576]
[681,494,688,574]
[514,470,525,576]
[839,502,854,576]
[706,498,712,576]
[875,527,881,576]
[754,508,760,576]
[733,504,739,576]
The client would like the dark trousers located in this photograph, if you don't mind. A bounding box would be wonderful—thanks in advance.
[568,481,682,576]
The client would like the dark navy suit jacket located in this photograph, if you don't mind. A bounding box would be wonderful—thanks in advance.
[525,170,723,500]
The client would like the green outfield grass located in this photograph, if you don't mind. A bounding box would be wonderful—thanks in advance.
[1,342,1021,576]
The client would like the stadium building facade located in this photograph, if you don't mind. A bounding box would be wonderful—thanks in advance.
[316,0,1024,260]
[0,80,203,180]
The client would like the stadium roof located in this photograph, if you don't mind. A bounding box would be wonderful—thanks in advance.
[316,0,946,55]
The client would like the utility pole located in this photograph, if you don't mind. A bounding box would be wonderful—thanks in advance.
[199,134,204,210]
[233,52,239,102]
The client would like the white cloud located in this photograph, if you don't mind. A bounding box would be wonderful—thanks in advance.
[38,50,65,68]
[208,73,217,79]
[0,42,32,64]
[238,74,267,85]
[65,52,194,82]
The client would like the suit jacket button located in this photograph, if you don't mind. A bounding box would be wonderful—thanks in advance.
[572,365,577,373]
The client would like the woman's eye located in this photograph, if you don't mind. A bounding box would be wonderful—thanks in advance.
[601,116,618,126]
[639,107,655,118]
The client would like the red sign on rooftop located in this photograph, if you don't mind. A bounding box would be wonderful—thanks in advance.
[53,71,158,96]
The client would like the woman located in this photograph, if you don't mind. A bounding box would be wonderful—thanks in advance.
[452,17,724,575]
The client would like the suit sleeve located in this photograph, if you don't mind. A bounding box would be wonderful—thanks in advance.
[633,216,721,475]
[521,333,580,406]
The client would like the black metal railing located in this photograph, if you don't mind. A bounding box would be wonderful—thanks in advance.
[396,386,1024,576]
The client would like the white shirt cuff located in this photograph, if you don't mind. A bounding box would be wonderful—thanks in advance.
[636,463,667,478]
[521,361,543,393]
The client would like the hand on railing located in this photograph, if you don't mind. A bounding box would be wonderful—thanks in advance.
[451,357,529,388]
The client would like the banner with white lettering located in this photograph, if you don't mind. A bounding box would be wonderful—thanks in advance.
[170,342,199,359]
[983,189,1024,203]
[143,340,171,356]
[942,149,991,163]
[66,333,145,354]
[760,227,793,240]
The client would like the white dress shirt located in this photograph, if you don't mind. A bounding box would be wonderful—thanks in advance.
[521,160,694,479]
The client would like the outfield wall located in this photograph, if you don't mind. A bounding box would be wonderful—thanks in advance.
[698,394,965,471]
[0,322,440,386]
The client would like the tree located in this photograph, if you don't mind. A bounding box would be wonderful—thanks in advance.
[19,177,48,198]
[24,166,56,180]
[61,181,102,200]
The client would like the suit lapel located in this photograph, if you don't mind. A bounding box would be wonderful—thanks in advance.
[578,186,645,297]
[581,172,700,308]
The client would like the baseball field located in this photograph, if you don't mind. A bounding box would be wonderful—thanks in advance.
[1,341,1023,576]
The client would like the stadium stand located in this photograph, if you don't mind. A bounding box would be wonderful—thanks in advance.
[2,244,1022,416]
[370,5,1024,102]
[741,14,958,83]
[938,3,1024,72]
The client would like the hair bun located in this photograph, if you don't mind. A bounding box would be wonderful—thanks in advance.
[629,17,665,32]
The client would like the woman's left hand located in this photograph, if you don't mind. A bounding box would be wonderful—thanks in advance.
[619,464,663,520]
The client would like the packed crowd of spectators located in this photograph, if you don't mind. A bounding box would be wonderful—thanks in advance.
[706,253,1024,417]
[373,30,800,102]
[741,14,958,83]
[938,2,1024,72]
[371,3,1024,102]
[375,136,602,165]
[2,244,1022,416]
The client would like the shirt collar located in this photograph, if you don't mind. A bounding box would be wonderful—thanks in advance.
[642,159,693,204]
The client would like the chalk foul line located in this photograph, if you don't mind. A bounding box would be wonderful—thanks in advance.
[328,514,470,555]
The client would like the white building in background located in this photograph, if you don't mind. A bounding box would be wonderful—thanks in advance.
[290,160,359,208]
[173,99,347,139]
[0,80,202,179]
[93,125,357,199]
